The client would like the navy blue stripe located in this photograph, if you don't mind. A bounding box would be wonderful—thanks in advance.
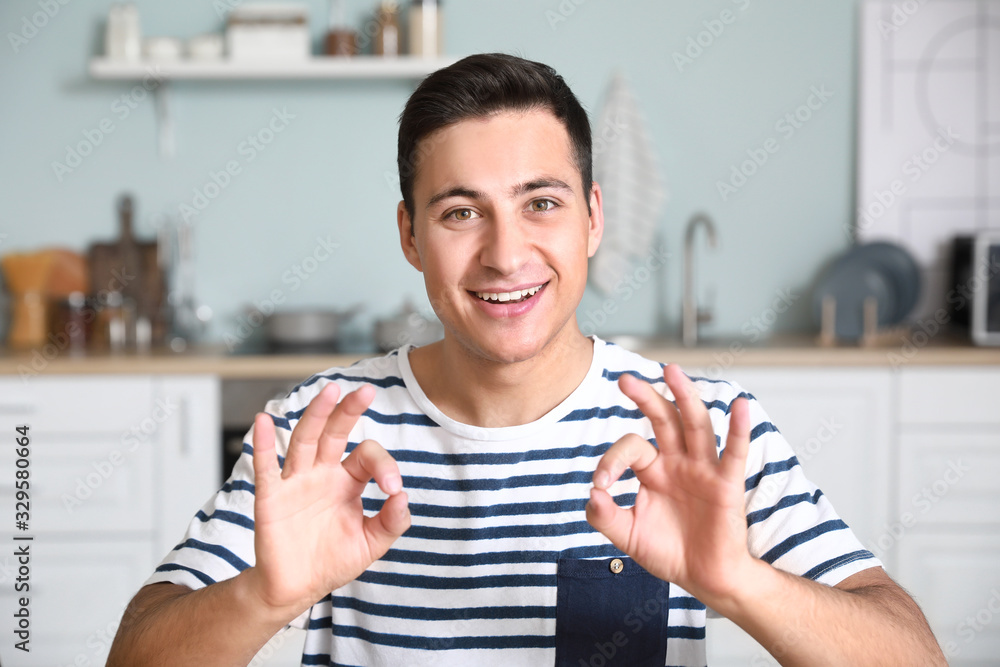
[196,508,254,531]
[745,455,799,492]
[325,597,555,622]
[802,549,876,580]
[400,469,634,492]
[601,368,665,384]
[387,442,615,466]
[356,570,554,590]
[746,490,824,527]
[154,563,216,586]
[760,519,849,564]
[749,420,779,441]
[273,406,438,430]
[329,623,553,650]
[302,655,362,666]
[173,538,251,572]
[221,479,256,494]
[379,544,626,567]
[362,493,636,519]
[296,372,406,391]
[403,520,597,542]
[560,405,646,422]
[667,625,706,640]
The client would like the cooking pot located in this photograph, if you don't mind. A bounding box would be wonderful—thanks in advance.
[264,306,361,353]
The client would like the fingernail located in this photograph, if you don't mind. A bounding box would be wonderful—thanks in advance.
[594,470,609,489]
[386,475,402,494]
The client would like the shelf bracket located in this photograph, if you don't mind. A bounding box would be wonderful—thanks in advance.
[154,81,175,158]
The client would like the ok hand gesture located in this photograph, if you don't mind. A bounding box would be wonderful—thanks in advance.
[247,383,410,620]
[586,365,752,604]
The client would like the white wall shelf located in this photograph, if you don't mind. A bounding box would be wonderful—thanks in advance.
[88,55,456,156]
[88,56,456,81]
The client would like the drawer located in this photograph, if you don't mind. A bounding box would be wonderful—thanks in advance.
[0,433,154,533]
[899,368,1000,426]
[896,535,1000,666]
[0,537,155,666]
[0,376,154,433]
[898,433,1000,527]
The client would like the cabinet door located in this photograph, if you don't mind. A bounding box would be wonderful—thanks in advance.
[0,538,155,667]
[700,368,893,667]
[0,377,156,534]
[897,534,1000,667]
[152,376,221,559]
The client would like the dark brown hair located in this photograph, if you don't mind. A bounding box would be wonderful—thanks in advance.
[397,53,593,221]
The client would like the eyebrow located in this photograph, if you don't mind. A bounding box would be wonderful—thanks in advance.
[425,178,576,210]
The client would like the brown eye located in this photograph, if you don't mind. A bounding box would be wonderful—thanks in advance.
[531,199,555,212]
[452,209,472,220]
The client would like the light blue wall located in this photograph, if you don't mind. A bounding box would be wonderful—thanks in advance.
[1,0,860,345]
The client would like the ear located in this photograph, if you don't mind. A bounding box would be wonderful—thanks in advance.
[586,181,605,258]
[397,201,423,272]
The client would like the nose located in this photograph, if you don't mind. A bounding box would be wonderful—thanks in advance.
[479,212,530,275]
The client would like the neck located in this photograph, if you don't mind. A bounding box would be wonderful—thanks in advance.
[409,327,595,428]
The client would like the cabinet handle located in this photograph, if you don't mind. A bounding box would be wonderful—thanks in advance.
[179,396,190,457]
[0,405,36,415]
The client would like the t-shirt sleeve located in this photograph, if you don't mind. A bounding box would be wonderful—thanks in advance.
[141,395,310,629]
[721,380,881,585]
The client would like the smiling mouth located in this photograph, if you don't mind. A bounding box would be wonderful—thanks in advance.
[473,283,546,304]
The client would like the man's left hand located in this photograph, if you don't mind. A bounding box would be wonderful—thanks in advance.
[586,364,753,603]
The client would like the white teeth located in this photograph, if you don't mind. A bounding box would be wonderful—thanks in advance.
[475,285,543,303]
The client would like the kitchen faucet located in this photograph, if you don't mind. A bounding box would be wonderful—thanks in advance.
[682,213,718,347]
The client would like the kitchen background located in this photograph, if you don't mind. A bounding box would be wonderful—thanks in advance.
[2,2,1000,666]
[1,0,863,345]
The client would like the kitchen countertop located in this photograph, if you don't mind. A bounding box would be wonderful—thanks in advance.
[2,334,999,378]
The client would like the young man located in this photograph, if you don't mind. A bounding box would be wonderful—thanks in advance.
[109,54,945,666]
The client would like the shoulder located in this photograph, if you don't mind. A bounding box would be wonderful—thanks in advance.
[262,349,408,424]
[596,338,750,409]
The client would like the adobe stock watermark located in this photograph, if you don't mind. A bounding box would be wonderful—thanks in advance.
[866,459,969,560]
[942,588,1000,660]
[7,0,73,54]
[578,244,671,335]
[178,107,296,222]
[876,0,930,38]
[887,252,1000,369]
[853,127,958,240]
[545,0,589,31]
[60,397,180,513]
[577,585,671,667]
[751,413,843,511]
[700,287,799,379]
[51,67,165,182]
[717,85,834,202]
[672,0,752,73]
[223,234,341,351]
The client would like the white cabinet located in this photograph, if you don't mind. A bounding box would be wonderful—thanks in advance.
[696,365,1000,667]
[699,367,894,667]
[895,368,1000,667]
[0,375,219,667]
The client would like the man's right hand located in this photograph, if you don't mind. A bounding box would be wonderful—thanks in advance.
[247,383,410,620]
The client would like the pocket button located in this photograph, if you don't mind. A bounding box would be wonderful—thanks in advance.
[609,558,624,574]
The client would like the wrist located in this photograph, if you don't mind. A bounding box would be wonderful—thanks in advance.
[236,567,314,628]
[687,555,777,622]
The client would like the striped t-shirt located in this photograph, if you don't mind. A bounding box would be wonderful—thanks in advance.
[146,337,879,666]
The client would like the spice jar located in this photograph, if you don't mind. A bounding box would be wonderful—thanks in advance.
[408,0,442,57]
[374,1,401,56]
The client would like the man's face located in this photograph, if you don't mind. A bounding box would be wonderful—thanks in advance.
[398,109,603,365]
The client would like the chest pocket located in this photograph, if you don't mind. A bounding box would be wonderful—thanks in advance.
[554,557,669,667]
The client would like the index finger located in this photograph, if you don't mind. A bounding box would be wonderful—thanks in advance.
[315,384,376,465]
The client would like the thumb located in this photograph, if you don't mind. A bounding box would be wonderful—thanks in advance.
[585,488,635,554]
[363,492,411,559]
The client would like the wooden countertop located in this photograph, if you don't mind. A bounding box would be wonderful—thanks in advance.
[2,334,998,378]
